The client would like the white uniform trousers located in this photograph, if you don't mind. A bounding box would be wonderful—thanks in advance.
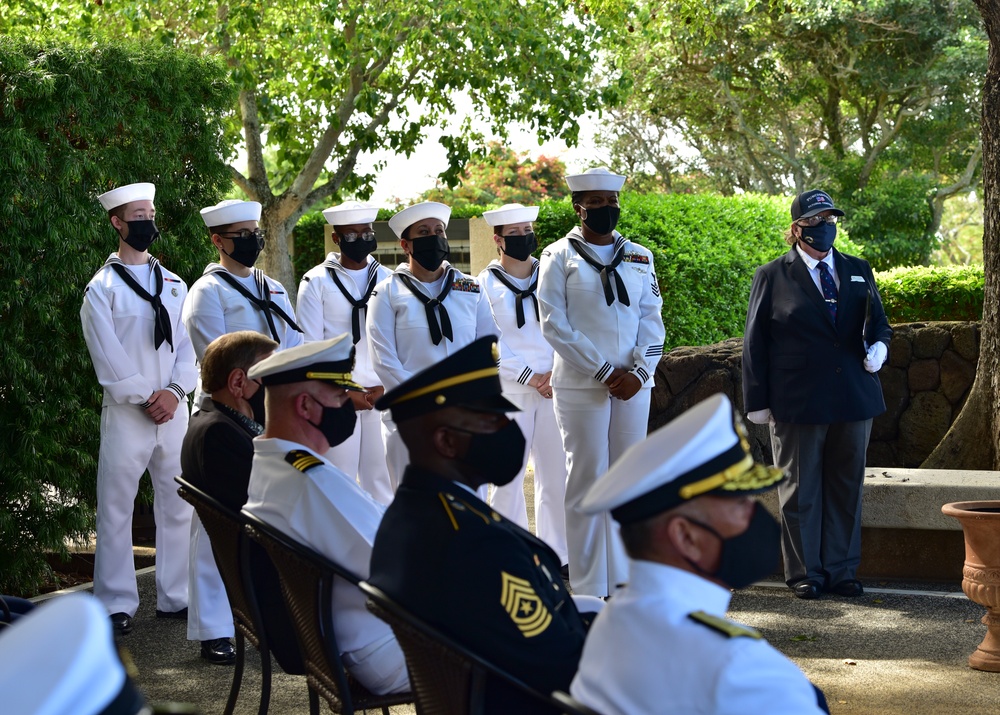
[94,403,193,615]
[342,632,410,695]
[554,386,651,598]
[327,408,393,506]
[186,515,234,641]
[490,388,569,565]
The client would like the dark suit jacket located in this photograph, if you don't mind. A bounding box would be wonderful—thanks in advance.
[180,400,255,511]
[742,246,892,424]
[369,466,590,715]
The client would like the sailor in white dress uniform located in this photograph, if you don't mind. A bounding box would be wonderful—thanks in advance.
[367,202,503,492]
[297,201,393,505]
[538,168,665,598]
[478,203,568,566]
[81,182,196,632]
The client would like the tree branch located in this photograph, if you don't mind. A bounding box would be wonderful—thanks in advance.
[239,88,271,199]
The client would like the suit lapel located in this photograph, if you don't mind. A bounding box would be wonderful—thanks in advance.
[833,249,852,332]
[785,249,832,324]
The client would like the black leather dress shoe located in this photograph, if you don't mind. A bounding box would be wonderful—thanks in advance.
[201,638,236,665]
[155,607,189,620]
[793,580,823,600]
[831,579,864,597]
[110,612,134,635]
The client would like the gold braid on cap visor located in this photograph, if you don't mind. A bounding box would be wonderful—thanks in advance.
[389,367,499,406]
[677,454,784,500]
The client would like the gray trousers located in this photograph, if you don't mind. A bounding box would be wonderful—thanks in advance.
[770,419,872,587]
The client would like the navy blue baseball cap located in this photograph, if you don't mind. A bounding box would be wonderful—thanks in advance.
[791,190,845,221]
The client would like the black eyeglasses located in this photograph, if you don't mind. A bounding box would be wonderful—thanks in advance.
[218,229,266,248]
[339,231,376,243]
[796,215,839,227]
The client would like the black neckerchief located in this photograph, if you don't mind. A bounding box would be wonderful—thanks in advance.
[568,236,630,307]
[107,255,174,351]
[488,262,539,329]
[210,267,302,343]
[324,257,381,344]
[397,268,455,346]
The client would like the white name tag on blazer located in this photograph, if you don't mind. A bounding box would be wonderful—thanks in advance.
[851,275,865,282]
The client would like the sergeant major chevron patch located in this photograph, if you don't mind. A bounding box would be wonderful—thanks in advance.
[500,572,552,638]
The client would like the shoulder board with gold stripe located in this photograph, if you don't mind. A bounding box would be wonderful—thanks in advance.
[285,450,323,473]
[688,611,761,639]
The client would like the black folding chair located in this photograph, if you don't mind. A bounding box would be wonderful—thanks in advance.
[176,476,304,715]
[360,581,601,715]
[243,513,413,715]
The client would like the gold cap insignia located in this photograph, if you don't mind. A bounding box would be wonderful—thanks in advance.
[491,341,500,362]
[500,572,552,638]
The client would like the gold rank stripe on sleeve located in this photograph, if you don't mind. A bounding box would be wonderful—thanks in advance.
[688,611,762,639]
[438,493,460,531]
[284,450,323,473]
[500,572,552,638]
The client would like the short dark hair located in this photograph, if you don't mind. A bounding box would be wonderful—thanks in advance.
[401,225,411,240]
[618,514,659,560]
[201,331,277,393]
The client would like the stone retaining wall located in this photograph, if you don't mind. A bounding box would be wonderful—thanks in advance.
[650,322,980,468]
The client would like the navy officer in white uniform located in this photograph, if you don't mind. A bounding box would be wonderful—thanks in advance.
[242,335,409,695]
[538,168,665,598]
[81,182,196,634]
[367,201,502,491]
[296,201,393,504]
[571,393,830,715]
[479,203,568,569]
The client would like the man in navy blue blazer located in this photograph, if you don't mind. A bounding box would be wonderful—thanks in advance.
[742,190,892,600]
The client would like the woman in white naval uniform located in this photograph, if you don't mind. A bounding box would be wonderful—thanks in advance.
[297,202,393,505]
[538,168,665,598]
[478,203,568,567]
[181,199,303,652]
[367,202,503,492]
[81,183,197,631]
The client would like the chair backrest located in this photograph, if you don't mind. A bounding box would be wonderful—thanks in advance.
[360,581,582,715]
[174,476,302,673]
[243,512,366,713]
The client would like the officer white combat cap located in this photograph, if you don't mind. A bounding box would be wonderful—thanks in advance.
[322,201,382,226]
[98,182,155,211]
[249,333,364,392]
[565,167,627,193]
[581,394,785,524]
[387,201,451,239]
[200,199,262,227]
[0,593,149,715]
[482,203,539,227]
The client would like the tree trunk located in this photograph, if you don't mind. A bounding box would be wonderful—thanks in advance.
[258,208,298,308]
[922,0,1000,469]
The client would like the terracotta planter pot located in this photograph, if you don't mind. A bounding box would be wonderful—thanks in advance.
[941,500,1000,672]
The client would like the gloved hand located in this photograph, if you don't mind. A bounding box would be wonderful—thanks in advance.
[747,408,775,426]
[864,341,888,373]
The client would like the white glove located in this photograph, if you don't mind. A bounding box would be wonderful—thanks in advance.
[747,408,774,426]
[864,341,887,373]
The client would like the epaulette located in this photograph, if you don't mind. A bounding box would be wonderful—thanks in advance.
[451,277,480,293]
[285,449,323,473]
[688,611,762,639]
[437,491,499,531]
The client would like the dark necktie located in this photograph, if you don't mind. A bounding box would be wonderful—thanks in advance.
[569,238,630,307]
[488,267,538,329]
[326,264,379,344]
[109,261,174,351]
[213,270,303,344]
[398,270,455,346]
[817,261,838,322]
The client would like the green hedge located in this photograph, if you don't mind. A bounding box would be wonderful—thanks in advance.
[875,265,983,322]
[0,38,234,594]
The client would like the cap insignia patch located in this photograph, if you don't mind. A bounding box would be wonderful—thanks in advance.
[500,572,552,638]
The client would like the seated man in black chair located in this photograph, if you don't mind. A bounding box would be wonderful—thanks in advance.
[370,336,598,715]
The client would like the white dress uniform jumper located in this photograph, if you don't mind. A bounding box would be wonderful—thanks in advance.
[538,227,664,598]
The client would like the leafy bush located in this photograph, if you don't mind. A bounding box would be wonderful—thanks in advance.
[0,38,234,594]
[292,211,328,278]
[875,265,983,322]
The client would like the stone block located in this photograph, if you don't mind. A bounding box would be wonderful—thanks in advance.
[940,349,976,404]
[888,329,912,367]
[897,392,952,467]
[866,440,896,467]
[950,323,979,362]
[907,359,940,392]
[912,325,951,359]
[662,349,710,395]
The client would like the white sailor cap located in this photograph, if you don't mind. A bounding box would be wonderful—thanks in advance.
[322,201,382,227]
[565,167,627,193]
[97,182,155,211]
[200,199,262,228]
[482,203,539,227]
[387,201,451,239]
[248,333,364,391]
[581,394,785,524]
[0,593,149,715]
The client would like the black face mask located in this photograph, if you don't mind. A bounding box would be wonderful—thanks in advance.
[501,232,537,262]
[309,400,357,449]
[579,205,620,236]
[454,419,526,487]
[248,383,266,425]
[123,220,160,252]
[800,223,837,253]
[410,235,449,272]
[683,503,781,590]
[339,236,377,264]
[222,232,265,268]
